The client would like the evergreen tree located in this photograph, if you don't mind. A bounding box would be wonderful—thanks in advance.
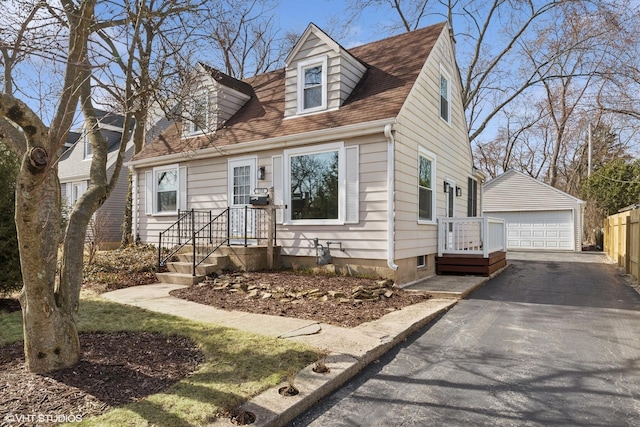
[0,141,21,294]
[581,158,640,215]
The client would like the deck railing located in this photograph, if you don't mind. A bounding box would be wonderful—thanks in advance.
[437,216,506,257]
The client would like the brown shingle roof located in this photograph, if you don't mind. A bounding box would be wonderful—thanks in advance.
[134,22,446,161]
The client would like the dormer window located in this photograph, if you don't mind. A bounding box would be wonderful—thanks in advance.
[297,56,327,114]
[83,133,92,159]
[186,91,210,135]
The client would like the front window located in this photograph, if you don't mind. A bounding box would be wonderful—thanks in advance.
[285,142,345,224]
[418,148,436,222]
[297,56,327,114]
[440,69,450,123]
[290,150,338,220]
[156,167,178,213]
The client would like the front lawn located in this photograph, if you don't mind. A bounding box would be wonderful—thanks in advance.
[0,296,321,426]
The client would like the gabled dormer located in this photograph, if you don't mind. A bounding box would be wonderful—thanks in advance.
[284,23,367,118]
[183,63,253,137]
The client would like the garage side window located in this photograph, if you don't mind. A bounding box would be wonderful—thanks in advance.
[418,148,436,222]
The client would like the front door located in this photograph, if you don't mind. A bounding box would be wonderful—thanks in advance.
[228,158,257,243]
[445,179,455,219]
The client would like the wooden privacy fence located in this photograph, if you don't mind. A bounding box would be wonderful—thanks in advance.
[604,209,640,284]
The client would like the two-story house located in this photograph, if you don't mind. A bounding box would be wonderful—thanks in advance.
[127,22,505,286]
[59,110,132,249]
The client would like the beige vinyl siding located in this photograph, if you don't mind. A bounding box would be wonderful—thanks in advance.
[274,137,389,260]
[216,85,251,126]
[339,55,366,104]
[136,135,390,261]
[393,26,474,261]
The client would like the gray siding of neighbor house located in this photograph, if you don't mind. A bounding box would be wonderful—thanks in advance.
[59,140,133,247]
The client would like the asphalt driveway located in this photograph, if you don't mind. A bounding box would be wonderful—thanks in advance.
[291,252,640,426]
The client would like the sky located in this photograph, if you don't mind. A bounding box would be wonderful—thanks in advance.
[273,0,415,47]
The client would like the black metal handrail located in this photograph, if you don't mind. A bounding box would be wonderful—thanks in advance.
[158,209,211,269]
[158,206,275,276]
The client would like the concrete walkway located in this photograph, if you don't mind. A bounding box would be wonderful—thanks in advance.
[102,271,497,427]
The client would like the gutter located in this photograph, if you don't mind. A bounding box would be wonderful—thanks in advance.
[126,118,398,168]
[384,124,398,271]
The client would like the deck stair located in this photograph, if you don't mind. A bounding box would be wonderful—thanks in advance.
[436,251,507,276]
[156,252,230,286]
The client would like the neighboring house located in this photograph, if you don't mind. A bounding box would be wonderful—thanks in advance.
[483,169,585,252]
[128,22,496,285]
[59,110,133,249]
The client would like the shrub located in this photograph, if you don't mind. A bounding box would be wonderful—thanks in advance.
[83,245,158,292]
[0,142,21,296]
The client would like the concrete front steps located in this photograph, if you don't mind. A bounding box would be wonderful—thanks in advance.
[156,253,229,286]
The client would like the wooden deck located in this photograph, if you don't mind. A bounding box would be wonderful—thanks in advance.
[436,251,507,276]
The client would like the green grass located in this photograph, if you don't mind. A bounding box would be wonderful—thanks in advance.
[1,296,322,426]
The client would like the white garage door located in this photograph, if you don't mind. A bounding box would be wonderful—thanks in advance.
[490,210,574,251]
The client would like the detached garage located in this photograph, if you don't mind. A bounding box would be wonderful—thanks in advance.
[483,170,585,252]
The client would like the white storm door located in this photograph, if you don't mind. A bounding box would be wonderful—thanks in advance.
[228,158,257,243]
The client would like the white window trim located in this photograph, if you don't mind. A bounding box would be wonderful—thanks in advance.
[151,164,181,216]
[296,56,328,115]
[439,65,452,125]
[284,141,345,225]
[418,146,437,225]
[184,90,211,137]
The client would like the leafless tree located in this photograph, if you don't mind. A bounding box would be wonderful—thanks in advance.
[202,0,294,79]
[0,0,211,373]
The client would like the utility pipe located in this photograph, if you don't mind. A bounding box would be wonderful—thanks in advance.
[384,124,398,271]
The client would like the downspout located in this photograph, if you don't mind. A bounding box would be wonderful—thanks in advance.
[130,165,138,243]
[384,124,398,271]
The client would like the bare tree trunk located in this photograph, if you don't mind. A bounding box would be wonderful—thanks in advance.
[15,151,80,373]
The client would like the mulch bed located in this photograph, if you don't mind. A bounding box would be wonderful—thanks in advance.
[0,271,430,424]
[0,331,203,426]
[170,271,432,328]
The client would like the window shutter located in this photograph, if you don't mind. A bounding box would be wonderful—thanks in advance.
[145,171,153,215]
[179,166,187,211]
[272,155,284,224]
[345,145,359,224]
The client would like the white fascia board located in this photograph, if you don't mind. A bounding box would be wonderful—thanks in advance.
[126,117,397,169]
